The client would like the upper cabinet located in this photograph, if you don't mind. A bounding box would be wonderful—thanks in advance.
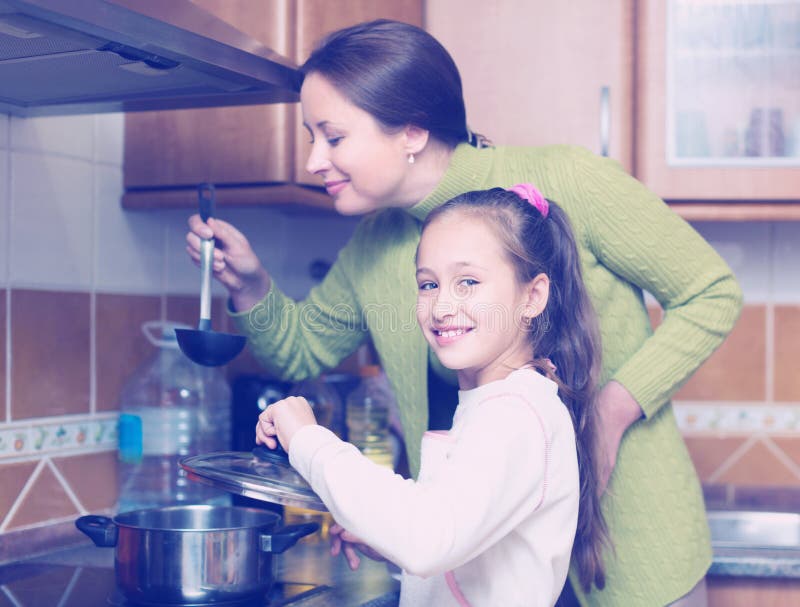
[427,0,635,173]
[636,0,800,201]
[427,0,799,220]
[123,0,423,209]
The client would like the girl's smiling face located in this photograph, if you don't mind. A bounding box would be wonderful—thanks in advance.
[416,213,546,389]
[301,73,412,215]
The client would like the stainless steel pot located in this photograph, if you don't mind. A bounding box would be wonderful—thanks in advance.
[76,504,317,605]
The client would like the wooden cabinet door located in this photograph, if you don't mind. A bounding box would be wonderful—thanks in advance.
[292,0,424,186]
[426,0,635,173]
[124,0,294,191]
[636,0,800,200]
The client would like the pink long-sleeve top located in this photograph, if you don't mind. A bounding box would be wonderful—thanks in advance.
[289,368,580,607]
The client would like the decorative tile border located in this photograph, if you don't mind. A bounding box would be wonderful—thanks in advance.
[0,414,117,460]
[675,403,800,435]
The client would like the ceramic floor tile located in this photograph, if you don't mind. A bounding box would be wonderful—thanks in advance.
[11,290,90,419]
[95,293,161,411]
[10,153,93,289]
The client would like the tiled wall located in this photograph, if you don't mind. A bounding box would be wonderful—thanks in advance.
[0,111,798,562]
[0,113,358,562]
[667,221,800,506]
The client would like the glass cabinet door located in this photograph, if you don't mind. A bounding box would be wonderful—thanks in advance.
[636,0,799,201]
[668,0,800,166]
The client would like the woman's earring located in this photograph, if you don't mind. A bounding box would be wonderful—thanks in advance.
[408,153,415,165]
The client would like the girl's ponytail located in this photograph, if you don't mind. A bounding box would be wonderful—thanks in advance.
[533,204,609,593]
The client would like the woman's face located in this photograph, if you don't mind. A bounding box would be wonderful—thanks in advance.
[301,73,411,215]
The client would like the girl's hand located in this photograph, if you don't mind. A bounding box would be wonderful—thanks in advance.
[329,523,388,571]
[255,396,317,452]
[595,380,644,495]
[186,214,271,312]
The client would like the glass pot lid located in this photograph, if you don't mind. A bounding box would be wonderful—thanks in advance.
[180,447,327,512]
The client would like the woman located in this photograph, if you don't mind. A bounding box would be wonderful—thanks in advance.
[187,19,742,607]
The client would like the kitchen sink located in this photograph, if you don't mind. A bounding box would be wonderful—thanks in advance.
[708,510,800,550]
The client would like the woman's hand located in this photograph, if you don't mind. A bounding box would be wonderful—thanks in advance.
[329,522,388,571]
[595,380,643,495]
[186,214,271,312]
[255,396,318,452]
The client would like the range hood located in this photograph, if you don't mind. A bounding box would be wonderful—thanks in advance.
[0,0,301,116]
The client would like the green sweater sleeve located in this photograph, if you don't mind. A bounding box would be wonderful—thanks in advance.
[229,229,369,381]
[571,149,743,417]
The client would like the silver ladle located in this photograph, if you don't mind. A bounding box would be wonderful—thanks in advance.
[176,183,246,367]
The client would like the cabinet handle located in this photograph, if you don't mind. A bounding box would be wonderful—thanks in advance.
[600,86,610,157]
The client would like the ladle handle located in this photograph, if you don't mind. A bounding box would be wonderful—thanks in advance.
[198,183,216,330]
[199,238,213,329]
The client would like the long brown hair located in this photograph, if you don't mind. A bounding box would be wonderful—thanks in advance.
[424,188,609,592]
[301,19,488,148]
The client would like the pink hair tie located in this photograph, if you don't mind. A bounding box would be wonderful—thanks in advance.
[508,183,549,218]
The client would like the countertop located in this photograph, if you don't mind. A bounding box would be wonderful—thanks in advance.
[709,546,800,579]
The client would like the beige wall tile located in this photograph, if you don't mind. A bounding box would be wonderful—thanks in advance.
[96,293,161,412]
[0,461,36,521]
[771,438,800,471]
[684,437,747,482]
[5,465,78,529]
[0,290,5,422]
[53,451,117,512]
[716,440,800,487]
[10,290,90,419]
[774,305,800,402]
[675,305,766,402]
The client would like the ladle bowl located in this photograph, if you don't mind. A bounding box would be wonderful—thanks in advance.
[177,184,246,367]
[176,320,246,367]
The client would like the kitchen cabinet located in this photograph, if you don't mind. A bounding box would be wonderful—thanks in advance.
[426,0,635,173]
[428,0,800,221]
[122,0,423,210]
[636,0,800,202]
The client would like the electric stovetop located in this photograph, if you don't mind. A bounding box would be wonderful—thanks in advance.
[0,560,331,607]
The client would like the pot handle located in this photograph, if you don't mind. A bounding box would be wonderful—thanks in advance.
[260,522,319,554]
[75,515,118,547]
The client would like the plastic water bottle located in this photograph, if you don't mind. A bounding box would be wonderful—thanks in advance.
[117,321,231,512]
[346,365,395,469]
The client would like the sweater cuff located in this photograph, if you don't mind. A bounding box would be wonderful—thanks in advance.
[229,281,288,336]
[289,424,342,483]
[612,358,668,419]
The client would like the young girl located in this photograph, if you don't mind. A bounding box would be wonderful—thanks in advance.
[256,184,608,607]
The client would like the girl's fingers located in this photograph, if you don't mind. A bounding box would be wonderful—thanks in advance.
[342,543,361,570]
[330,533,342,556]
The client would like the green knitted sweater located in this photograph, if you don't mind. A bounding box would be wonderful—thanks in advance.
[233,144,742,606]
